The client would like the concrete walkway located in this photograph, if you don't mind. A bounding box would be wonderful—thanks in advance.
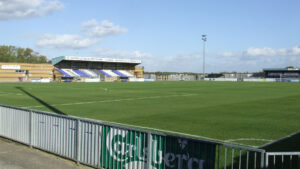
[0,137,93,169]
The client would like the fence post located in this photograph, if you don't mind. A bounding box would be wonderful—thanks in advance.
[265,153,269,169]
[147,132,151,169]
[298,155,300,169]
[261,151,265,169]
[29,110,32,148]
[76,119,81,164]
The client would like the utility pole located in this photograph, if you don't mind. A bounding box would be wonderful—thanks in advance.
[202,35,207,79]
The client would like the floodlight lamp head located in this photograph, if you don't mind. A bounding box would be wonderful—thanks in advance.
[202,34,207,41]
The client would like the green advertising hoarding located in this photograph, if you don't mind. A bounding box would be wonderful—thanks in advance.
[102,126,216,169]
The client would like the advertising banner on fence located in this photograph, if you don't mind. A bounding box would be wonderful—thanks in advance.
[101,126,216,169]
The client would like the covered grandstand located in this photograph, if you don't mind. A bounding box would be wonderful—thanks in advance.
[52,56,143,82]
[263,67,300,78]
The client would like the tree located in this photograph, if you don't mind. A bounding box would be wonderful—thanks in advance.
[286,66,294,69]
[0,45,49,63]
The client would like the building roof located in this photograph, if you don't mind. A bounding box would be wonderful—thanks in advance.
[263,68,300,71]
[52,56,142,65]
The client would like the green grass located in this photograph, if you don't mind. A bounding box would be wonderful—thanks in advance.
[0,81,299,147]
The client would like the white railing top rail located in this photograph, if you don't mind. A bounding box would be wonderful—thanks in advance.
[266,152,300,156]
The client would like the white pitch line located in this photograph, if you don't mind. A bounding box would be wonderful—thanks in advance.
[0,92,22,96]
[22,93,198,109]
[225,138,273,142]
[98,121,262,147]
[103,120,225,142]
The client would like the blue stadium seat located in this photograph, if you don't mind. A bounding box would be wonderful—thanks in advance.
[73,69,90,77]
[97,70,112,77]
[112,70,128,77]
[57,68,72,77]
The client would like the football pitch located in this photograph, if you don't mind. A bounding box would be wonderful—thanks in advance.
[0,81,299,147]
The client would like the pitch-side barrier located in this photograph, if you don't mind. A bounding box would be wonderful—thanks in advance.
[0,104,266,169]
[205,78,300,83]
[204,78,276,82]
[265,152,300,169]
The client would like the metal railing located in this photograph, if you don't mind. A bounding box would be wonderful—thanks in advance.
[266,152,300,169]
[0,104,265,169]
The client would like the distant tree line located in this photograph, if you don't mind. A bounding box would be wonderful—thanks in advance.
[0,45,49,63]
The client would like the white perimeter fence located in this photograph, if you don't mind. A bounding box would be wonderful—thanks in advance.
[265,152,300,169]
[2,104,294,169]
[204,78,276,82]
[204,78,300,83]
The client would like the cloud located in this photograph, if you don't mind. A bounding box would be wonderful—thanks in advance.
[93,46,300,73]
[0,0,64,20]
[36,34,99,49]
[290,46,300,55]
[92,48,202,72]
[34,19,127,50]
[82,19,128,37]
[92,48,152,59]
[220,46,300,58]
[214,46,300,72]
[245,47,278,57]
[156,53,203,72]
[92,48,162,71]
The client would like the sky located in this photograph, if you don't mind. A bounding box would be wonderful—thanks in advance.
[1,0,300,73]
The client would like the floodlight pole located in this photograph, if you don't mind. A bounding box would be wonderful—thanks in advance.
[202,35,207,79]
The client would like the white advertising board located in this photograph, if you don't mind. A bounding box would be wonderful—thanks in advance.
[1,65,20,70]
[31,79,51,83]
[84,78,100,82]
[129,78,145,82]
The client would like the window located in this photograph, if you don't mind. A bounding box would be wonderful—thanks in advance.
[15,70,26,73]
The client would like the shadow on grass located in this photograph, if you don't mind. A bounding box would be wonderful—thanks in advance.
[260,132,300,152]
[217,146,264,169]
[259,132,300,169]
[221,132,300,169]
[16,86,66,115]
